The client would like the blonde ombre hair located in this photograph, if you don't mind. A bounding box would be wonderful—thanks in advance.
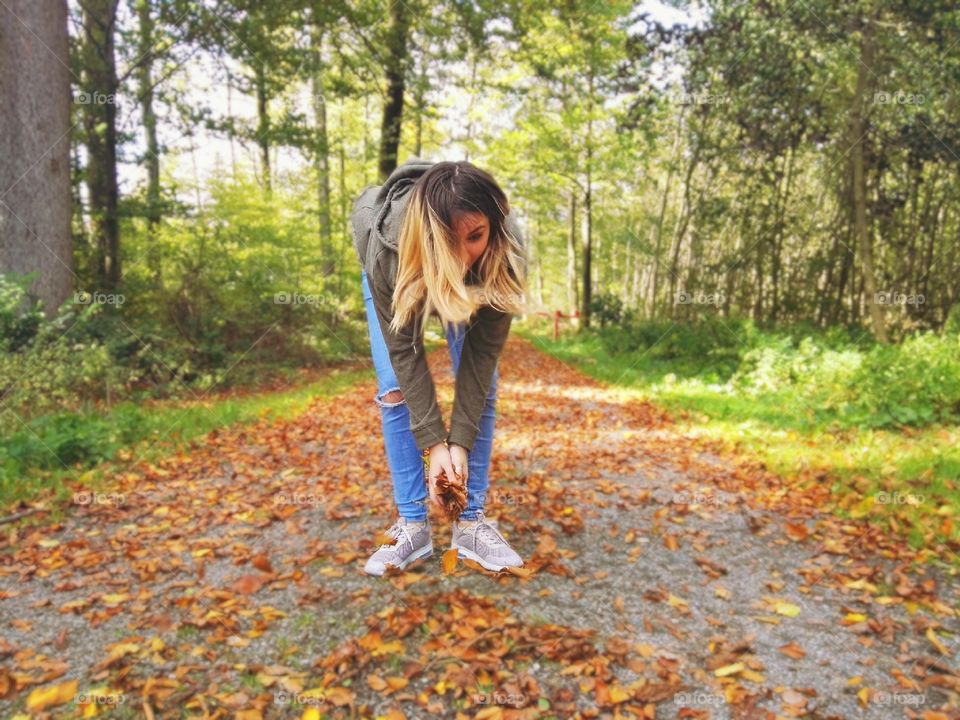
[389,161,526,338]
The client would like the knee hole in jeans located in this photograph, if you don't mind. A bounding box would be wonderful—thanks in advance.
[375,388,405,407]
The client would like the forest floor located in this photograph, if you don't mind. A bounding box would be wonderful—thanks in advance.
[2,336,959,720]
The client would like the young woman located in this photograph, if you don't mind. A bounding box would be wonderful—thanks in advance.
[350,158,527,576]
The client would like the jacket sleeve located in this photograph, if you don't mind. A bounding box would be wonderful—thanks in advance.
[447,305,512,452]
[367,251,448,452]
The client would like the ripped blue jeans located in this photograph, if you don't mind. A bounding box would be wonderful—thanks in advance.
[361,269,497,522]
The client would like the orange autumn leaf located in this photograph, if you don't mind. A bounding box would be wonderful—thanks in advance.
[785,523,809,541]
[252,553,274,573]
[779,642,806,660]
[441,548,459,575]
[232,573,266,595]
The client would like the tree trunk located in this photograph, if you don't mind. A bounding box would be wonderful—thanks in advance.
[255,63,271,193]
[136,0,161,284]
[0,0,73,314]
[580,74,594,328]
[648,110,685,319]
[82,0,121,291]
[848,19,887,343]
[310,22,333,277]
[378,0,410,182]
[567,191,579,314]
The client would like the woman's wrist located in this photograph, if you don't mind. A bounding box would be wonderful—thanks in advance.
[424,440,448,457]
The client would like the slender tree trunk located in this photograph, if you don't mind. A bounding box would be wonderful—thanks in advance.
[310,22,333,277]
[378,0,410,181]
[135,0,161,284]
[580,73,594,328]
[82,0,121,291]
[567,191,579,314]
[0,0,73,314]
[255,64,271,193]
[649,112,684,319]
[848,19,887,342]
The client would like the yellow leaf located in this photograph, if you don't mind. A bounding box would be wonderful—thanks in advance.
[27,680,78,711]
[608,684,631,703]
[842,612,868,624]
[714,662,744,677]
[926,627,953,656]
[773,601,801,617]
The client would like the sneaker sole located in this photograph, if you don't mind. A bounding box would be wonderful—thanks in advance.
[452,544,522,573]
[365,542,434,577]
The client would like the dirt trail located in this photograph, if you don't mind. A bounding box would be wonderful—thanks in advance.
[1,336,958,719]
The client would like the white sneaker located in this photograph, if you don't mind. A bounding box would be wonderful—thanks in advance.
[450,511,523,572]
[364,517,433,576]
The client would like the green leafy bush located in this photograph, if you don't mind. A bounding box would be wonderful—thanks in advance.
[845,332,960,427]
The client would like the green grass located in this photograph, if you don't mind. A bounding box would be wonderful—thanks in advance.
[1,365,369,514]
[516,323,960,559]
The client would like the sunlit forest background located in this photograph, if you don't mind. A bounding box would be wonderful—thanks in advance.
[2,0,959,526]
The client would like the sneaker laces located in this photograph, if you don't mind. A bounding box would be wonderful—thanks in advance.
[380,521,413,551]
[470,513,508,548]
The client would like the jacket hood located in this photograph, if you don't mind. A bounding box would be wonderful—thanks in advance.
[371,157,435,254]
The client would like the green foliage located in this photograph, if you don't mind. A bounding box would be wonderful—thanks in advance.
[945,304,960,336]
[0,280,124,438]
[597,315,757,380]
[0,273,45,352]
[573,314,960,432]
[845,332,960,428]
[589,292,630,327]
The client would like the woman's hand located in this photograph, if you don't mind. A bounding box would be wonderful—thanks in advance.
[427,442,457,507]
[448,443,469,486]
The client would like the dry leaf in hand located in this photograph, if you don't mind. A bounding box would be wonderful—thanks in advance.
[433,469,467,521]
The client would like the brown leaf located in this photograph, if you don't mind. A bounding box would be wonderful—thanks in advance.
[433,469,467,521]
[785,522,809,541]
[252,553,274,573]
[232,574,266,595]
[779,642,806,660]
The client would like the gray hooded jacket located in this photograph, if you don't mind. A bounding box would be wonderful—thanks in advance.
[350,157,524,453]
